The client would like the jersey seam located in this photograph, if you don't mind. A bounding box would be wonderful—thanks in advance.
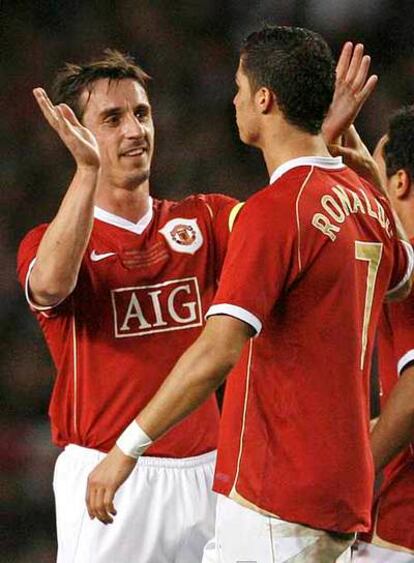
[231,338,254,495]
[295,167,315,273]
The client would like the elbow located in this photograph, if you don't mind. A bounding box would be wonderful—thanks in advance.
[29,270,75,307]
[201,339,242,389]
[387,277,413,302]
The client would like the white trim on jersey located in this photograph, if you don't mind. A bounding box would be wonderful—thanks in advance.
[387,240,414,299]
[94,197,153,235]
[397,349,414,375]
[269,156,344,185]
[206,304,262,335]
[25,258,65,315]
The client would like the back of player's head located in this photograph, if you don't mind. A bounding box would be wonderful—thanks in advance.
[240,25,335,135]
[384,105,414,179]
[52,49,151,120]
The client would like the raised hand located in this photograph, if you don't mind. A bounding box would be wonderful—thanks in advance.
[33,88,101,169]
[323,42,378,144]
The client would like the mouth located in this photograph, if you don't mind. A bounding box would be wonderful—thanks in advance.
[120,146,147,157]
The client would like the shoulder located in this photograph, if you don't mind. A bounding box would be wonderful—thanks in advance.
[155,193,239,220]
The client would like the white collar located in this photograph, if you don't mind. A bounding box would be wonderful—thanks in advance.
[269,156,344,185]
[94,197,153,235]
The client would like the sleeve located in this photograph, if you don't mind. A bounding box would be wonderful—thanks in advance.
[200,193,244,278]
[387,239,414,298]
[366,191,414,297]
[206,191,296,335]
[388,288,414,375]
[16,224,65,317]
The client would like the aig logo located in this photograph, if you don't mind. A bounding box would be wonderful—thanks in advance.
[111,277,202,338]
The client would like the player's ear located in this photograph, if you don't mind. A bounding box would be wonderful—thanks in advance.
[255,87,273,114]
[391,168,411,200]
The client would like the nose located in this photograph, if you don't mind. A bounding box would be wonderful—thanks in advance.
[124,113,145,138]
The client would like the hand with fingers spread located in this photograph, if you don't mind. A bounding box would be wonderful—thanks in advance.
[33,88,101,169]
[323,42,378,144]
[86,446,136,525]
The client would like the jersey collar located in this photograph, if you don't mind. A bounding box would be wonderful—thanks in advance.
[94,197,153,235]
[269,156,344,185]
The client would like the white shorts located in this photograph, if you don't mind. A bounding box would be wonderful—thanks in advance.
[202,494,355,563]
[354,541,414,562]
[53,444,217,563]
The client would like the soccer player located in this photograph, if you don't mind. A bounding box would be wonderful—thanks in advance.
[354,107,414,562]
[86,27,414,562]
[17,42,379,562]
[17,50,241,563]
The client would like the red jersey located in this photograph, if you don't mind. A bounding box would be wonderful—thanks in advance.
[367,269,414,550]
[207,156,412,533]
[17,194,240,456]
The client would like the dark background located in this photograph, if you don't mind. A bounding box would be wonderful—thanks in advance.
[1,1,414,560]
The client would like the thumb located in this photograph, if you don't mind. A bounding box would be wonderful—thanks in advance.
[328,144,355,160]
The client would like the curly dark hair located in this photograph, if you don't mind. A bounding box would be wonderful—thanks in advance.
[240,26,335,135]
[52,49,151,121]
[384,105,414,179]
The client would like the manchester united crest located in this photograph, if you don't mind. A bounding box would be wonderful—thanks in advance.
[159,218,203,254]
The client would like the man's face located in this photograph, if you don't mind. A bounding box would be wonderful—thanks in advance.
[233,61,260,146]
[81,78,154,188]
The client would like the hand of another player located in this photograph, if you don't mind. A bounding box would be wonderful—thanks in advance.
[86,445,136,524]
[323,42,378,144]
[33,88,101,169]
[329,126,385,193]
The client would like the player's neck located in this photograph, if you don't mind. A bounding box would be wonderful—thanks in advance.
[262,125,331,179]
[95,181,151,223]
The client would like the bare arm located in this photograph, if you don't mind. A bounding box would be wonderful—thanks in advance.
[137,316,252,439]
[371,366,414,472]
[29,89,101,307]
[85,316,253,523]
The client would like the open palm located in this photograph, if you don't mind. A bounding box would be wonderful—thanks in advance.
[33,87,100,168]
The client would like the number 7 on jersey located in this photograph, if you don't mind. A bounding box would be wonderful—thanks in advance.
[355,241,383,370]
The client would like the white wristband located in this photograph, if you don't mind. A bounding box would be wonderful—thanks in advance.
[116,420,153,459]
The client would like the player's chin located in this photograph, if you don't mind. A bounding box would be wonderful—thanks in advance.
[237,125,251,146]
[129,168,151,186]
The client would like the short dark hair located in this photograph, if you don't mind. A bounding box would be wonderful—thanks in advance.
[384,105,414,179]
[52,49,151,120]
[240,26,335,134]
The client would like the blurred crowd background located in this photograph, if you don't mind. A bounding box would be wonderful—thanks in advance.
[1,1,414,560]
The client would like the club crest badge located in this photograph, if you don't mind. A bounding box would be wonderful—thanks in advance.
[159,218,203,254]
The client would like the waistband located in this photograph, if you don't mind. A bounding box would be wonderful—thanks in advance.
[63,444,216,468]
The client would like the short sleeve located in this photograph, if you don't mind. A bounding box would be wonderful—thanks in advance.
[387,288,414,375]
[17,224,65,316]
[207,189,296,335]
[387,239,414,298]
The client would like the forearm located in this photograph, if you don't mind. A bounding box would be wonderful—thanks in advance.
[136,317,250,441]
[371,369,414,472]
[30,166,100,305]
[137,333,234,440]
